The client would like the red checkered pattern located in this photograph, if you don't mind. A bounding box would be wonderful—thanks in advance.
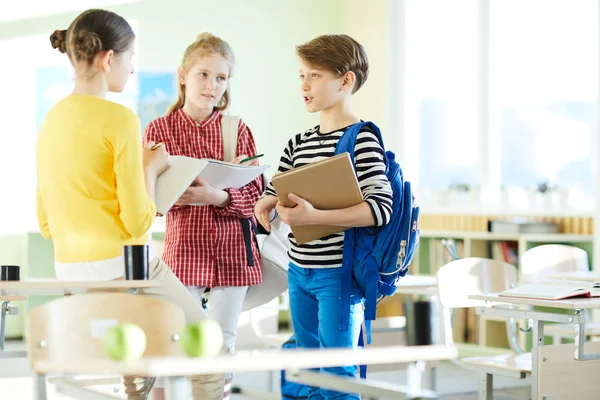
[144,109,263,287]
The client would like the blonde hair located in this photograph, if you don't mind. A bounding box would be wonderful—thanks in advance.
[168,33,235,114]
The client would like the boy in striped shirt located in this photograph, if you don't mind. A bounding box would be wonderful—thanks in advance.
[254,34,393,400]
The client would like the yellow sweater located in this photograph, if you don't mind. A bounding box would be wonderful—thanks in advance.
[36,94,156,263]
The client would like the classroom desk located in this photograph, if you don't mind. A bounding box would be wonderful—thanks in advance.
[394,275,438,297]
[549,271,600,282]
[34,344,458,400]
[0,296,27,352]
[0,280,159,357]
[469,293,600,400]
[0,279,159,296]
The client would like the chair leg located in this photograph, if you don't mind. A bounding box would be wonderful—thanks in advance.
[0,301,7,351]
[552,334,562,345]
[429,367,437,391]
[34,374,47,400]
[267,369,275,392]
[478,372,493,400]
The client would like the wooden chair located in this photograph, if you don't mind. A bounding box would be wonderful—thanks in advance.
[26,292,185,399]
[436,258,531,400]
[520,244,600,344]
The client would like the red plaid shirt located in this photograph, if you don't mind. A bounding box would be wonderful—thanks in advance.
[144,109,263,288]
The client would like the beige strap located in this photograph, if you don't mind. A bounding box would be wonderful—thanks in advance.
[221,115,240,162]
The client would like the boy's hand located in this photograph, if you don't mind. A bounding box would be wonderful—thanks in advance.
[254,195,278,231]
[276,193,318,227]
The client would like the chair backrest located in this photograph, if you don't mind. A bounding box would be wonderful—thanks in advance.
[520,244,589,284]
[26,292,185,370]
[436,258,518,347]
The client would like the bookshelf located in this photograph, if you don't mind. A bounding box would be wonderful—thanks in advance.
[411,227,593,350]
[414,230,593,275]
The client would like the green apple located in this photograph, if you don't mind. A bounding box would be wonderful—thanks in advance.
[102,323,147,361]
[181,319,224,358]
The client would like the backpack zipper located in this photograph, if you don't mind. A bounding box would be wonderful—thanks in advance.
[395,218,417,270]
[382,236,407,276]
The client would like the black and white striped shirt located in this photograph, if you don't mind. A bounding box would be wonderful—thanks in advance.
[263,124,393,268]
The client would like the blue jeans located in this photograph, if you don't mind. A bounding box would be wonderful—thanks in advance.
[288,263,364,400]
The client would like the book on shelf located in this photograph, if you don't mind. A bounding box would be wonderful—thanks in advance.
[499,282,599,300]
[490,241,518,266]
[489,218,558,234]
[428,238,464,272]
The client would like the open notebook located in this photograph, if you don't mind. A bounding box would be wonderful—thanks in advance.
[499,281,600,300]
[155,156,269,215]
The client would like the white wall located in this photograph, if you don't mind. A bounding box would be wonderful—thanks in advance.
[341,0,391,137]
[0,0,392,176]
[0,0,377,232]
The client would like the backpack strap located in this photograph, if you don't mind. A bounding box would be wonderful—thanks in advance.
[221,115,256,267]
[334,121,387,165]
[336,122,386,356]
[335,122,365,334]
[221,115,240,162]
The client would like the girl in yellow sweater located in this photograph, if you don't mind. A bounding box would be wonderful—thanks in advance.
[36,9,214,399]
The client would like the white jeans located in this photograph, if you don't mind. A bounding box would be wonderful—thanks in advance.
[185,285,249,400]
[186,285,249,355]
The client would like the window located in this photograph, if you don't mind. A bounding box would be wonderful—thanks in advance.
[491,0,598,209]
[405,0,479,190]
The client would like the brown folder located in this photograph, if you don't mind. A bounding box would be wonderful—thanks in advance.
[271,152,363,245]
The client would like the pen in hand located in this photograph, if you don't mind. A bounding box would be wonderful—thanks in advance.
[151,142,164,151]
[240,154,264,164]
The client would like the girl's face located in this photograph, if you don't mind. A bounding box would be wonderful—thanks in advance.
[179,54,230,112]
[105,42,135,93]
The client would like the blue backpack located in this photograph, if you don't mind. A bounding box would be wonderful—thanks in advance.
[335,121,420,345]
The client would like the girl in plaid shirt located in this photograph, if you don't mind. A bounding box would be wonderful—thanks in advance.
[144,33,263,400]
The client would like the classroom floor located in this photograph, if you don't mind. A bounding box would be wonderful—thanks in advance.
[0,340,531,399]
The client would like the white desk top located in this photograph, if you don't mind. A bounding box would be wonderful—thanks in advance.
[33,345,457,376]
[549,271,600,282]
[469,293,600,310]
[0,296,27,301]
[394,275,437,296]
[0,279,159,296]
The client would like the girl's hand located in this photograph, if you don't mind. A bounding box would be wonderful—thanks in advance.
[275,193,318,227]
[230,154,259,166]
[175,176,218,206]
[254,195,278,231]
[143,141,169,176]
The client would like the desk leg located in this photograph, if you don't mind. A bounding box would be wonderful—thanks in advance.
[478,373,492,400]
[34,374,47,400]
[404,295,415,345]
[531,320,544,400]
[0,300,7,351]
[164,376,187,400]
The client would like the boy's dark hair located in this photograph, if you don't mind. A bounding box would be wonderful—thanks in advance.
[296,34,369,94]
[50,9,135,65]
